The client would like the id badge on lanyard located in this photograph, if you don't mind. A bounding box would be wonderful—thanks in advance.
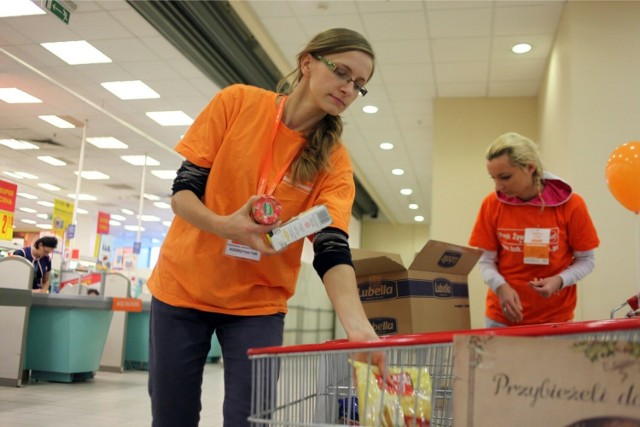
[224,96,292,262]
[523,228,550,265]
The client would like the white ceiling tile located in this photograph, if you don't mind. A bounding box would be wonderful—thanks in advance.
[490,58,548,81]
[437,82,488,98]
[379,63,434,84]
[428,7,493,38]
[362,11,429,40]
[431,37,491,63]
[494,3,565,36]
[246,1,294,18]
[373,39,432,65]
[436,61,489,83]
[296,15,366,39]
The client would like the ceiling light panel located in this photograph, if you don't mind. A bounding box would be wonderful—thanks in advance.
[0,88,42,103]
[121,155,160,166]
[101,80,160,100]
[0,139,40,149]
[39,115,76,128]
[41,40,112,65]
[86,137,128,149]
[0,0,46,17]
[146,111,193,126]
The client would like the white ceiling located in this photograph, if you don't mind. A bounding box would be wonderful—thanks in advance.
[0,0,565,246]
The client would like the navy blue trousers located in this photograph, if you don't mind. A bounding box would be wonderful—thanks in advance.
[148,297,284,427]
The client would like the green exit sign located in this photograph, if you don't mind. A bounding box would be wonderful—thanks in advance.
[46,0,70,24]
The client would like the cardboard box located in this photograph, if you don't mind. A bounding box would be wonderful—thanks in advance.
[352,240,481,335]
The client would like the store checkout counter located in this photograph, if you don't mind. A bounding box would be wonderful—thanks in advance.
[0,257,33,387]
[26,270,140,382]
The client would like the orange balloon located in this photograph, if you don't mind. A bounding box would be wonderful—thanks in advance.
[605,141,640,214]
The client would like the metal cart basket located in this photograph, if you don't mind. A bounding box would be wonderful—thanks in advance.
[248,318,640,427]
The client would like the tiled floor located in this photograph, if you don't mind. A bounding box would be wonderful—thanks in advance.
[0,361,225,427]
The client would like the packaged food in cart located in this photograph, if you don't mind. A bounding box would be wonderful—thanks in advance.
[352,360,432,426]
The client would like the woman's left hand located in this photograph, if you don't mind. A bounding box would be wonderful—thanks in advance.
[529,276,563,298]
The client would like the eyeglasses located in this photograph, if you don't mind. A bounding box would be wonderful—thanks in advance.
[313,55,368,97]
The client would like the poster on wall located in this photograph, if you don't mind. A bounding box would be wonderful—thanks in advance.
[453,334,640,427]
[94,234,115,271]
[96,211,110,235]
[0,180,17,241]
[52,198,74,238]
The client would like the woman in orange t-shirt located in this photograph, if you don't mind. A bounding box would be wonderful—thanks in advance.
[469,133,599,327]
[146,28,384,427]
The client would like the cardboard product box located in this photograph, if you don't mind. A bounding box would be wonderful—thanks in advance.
[352,240,481,336]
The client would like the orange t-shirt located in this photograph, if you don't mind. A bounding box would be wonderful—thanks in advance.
[147,84,355,316]
[468,192,599,325]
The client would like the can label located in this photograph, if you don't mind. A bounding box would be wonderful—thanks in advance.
[251,195,282,225]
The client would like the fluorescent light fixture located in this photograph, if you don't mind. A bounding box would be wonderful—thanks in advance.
[140,215,160,222]
[17,192,37,200]
[121,208,134,215]
[162,221,172,227]
[512,43,532,54]
[41,40,112,65]
[38,183,61,191]
[400,188,413,196]
[0,88,42,103]
[86,136,128,149]
[111,215,126,221]
[101,80,160,100]
[391,168,405,176]
[39,115,76,128]
[379,142,394,150]
[0,139,39,149]
[37,201,55,207]
[36,223,53,230]
[67,193,97,201]
[109,220,122,226]
[37,156,67,166]
[146,111,193,126]
[121,155,160,166]
[7,171,38,180]
[151,170,177,180]
[21,219,37,225]
[409,203,419,210]
[19,207,37,214]
[36,213,49,219]
[154,202,171,209]
[143,193,160,201]
[125,225,145,232]
[414,215,425,222]
[76,208,88,214]
[0,0,46,17]
[74,170,110,180]
[362,105,378,114]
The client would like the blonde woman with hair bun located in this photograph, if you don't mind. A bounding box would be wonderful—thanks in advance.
[469,132,600,327]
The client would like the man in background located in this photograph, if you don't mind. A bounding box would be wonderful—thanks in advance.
[13,236,58,292]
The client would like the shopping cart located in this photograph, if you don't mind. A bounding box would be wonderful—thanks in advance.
[610,293,640,318]
[248,318,640,427]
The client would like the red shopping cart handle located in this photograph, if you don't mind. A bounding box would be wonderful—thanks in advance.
[247,317,640,356]
[628,293,640,310]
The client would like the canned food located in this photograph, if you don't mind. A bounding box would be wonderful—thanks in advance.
[251,195,282,225]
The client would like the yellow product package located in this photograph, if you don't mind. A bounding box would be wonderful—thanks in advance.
[351,360,432,426]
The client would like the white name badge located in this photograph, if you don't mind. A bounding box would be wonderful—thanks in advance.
[523,228,550,265]
[224,240,261,262]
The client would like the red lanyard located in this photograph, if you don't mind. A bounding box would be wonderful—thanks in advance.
[256,96,299,196]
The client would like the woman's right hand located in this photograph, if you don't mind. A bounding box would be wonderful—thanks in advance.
[496,283,523,323]
[219,196,282,254]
